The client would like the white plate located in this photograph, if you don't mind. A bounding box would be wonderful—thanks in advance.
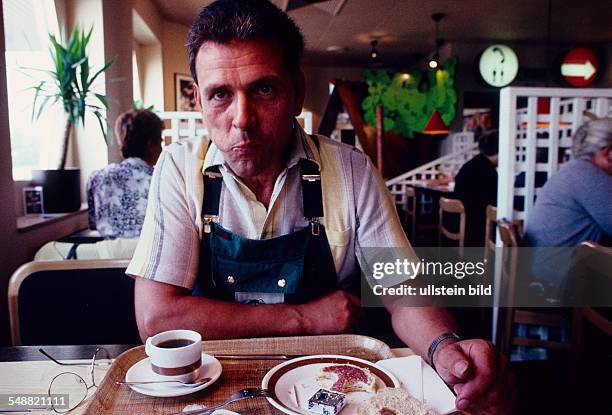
[125,352,222,397]
[261,354,400,415]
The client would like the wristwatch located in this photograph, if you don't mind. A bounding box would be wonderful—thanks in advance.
[427,332,461,371]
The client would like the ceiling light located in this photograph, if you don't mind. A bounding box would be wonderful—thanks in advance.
[428,13,445,70]
[428,56,439,69]
[370,39,380,62]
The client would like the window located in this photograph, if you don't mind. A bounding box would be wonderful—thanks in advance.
[3,0,62,180]
[132,50,142,104]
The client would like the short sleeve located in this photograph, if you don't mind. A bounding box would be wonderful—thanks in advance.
[354,154,419,287]
[126,148,201,290]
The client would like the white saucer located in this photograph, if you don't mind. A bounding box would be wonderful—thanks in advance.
[125,352,222,397]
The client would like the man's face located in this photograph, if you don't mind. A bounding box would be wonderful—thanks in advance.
[194,39,304,178]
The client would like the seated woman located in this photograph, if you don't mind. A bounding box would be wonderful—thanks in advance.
[35,109,163,260]
[87,109,164,239]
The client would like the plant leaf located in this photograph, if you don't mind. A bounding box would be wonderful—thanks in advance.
[94,93,109,110]
[88,57,115,86]
[34,95,53,120]
[92,109,108,143]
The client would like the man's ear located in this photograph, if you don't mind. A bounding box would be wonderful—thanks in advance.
[293,69,306,116]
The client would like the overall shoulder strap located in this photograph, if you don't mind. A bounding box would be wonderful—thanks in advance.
[300,134,324,222]
[201,138,222,233]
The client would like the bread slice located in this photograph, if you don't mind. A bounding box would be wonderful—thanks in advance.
[316,364,377,393]
[357,387,438,415]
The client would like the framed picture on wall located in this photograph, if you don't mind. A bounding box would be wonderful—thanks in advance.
[175,73,200,112]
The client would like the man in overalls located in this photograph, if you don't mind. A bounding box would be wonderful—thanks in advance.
[128,1,512,413]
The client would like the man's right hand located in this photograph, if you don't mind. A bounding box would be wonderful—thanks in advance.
[297,290,361,334]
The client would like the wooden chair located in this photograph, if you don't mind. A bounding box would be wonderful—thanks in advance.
[404,186,416,240]
[8,259,140,346]
[496,219,571,356]
[484,205,497,262]
[497,219,519,248]
[572,241,612,348]
[438,197,466,255]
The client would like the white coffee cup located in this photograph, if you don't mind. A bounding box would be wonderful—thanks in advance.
[145,329,202,382]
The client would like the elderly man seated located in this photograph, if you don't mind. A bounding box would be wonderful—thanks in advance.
[524,117,612,247]
[128,1,513,413]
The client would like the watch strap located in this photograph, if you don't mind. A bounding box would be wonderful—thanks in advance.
[427,332,461,371]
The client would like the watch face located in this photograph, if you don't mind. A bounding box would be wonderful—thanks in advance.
[479,44,519,87]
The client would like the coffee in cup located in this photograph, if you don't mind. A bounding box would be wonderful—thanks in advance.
[145,329,202,382]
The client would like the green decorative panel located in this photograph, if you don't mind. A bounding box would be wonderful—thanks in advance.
[362,59,457,138]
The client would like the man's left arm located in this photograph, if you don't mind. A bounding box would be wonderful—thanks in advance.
[353,155,513,414]
[388,306,514,414]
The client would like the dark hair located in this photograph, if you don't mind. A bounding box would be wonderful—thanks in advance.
[115,109,164,159]
[478,130,499,156]
[187,0,304,84]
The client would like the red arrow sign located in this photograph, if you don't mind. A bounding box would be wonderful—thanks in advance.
[561,48,599,87]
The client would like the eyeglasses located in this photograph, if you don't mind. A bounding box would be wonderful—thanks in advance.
[39,347,111,413]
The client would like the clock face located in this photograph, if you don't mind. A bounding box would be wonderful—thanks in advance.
[479,44,519,87]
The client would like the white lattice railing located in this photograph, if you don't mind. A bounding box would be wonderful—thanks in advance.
[385,140,479,208]
[158,110,313,143]
[498,87,612,228]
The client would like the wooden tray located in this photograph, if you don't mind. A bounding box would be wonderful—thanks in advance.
[83,335,394,414]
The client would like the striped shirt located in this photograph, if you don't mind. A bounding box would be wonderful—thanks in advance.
[127,126,415,290]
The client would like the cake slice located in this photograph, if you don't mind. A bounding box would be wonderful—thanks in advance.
[317,364,377,394]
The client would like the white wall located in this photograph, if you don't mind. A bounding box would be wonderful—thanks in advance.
[162,21,190,111]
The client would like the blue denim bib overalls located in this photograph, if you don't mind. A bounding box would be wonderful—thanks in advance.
[192,137,339,304]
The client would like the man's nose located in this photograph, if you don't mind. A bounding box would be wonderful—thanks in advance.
[231,93,256,131]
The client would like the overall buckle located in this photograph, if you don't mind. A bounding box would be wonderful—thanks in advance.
[310,218,320,236]
[203,215,217,233]
[301,173,321,182]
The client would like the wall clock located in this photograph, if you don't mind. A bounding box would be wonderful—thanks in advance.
[478,44,519,87]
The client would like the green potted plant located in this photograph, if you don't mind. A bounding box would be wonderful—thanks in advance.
[29,25,114,213]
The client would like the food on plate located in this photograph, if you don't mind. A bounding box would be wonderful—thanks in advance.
[317,364,377,393]
[356,388,438,415]
[307,388,347,414]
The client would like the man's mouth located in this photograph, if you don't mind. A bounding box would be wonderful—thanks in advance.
[231,143,261,155]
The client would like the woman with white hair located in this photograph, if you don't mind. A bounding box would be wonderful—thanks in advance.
[523,117,612,247]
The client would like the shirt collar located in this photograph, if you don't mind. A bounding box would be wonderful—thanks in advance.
[123,157,151,169]
[202,122,321,173]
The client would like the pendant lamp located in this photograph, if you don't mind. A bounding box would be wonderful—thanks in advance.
[423,110,449,134]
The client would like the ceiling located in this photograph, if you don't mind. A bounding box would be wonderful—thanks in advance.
[153,0,612,66]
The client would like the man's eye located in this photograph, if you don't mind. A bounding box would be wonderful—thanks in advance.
[258,84,274,95]
[211,90,228,100]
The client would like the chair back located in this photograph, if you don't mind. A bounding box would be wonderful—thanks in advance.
[573,241,612,339]
[484,205,497,261]
[438,197,466,254]
[8,260,139,346]
[496,219,572,356]
[404,186,416,239]
[497,218,519,247]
